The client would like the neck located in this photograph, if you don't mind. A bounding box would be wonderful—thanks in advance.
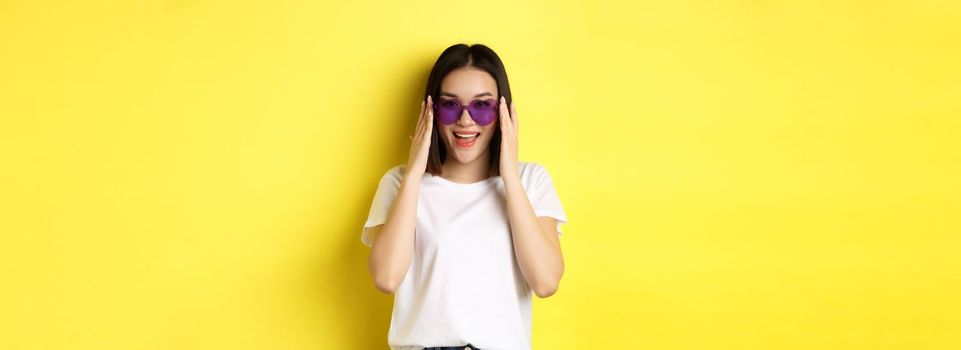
[441,150,491,184]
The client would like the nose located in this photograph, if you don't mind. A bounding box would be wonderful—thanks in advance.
[455,108,475,126]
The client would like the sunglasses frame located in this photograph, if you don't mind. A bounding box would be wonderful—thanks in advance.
[431,97,500,126]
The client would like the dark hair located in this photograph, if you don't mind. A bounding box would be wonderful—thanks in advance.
[424,43,512,178]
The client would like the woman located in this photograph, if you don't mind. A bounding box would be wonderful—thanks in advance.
[361,43,568,350]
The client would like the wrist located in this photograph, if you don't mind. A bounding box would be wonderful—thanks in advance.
[403,170,423,183]
[501,171,522,187]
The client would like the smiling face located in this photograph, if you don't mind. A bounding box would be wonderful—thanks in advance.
[436,67,500,165]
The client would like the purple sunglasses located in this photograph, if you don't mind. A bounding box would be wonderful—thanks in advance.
[432,97,500,126]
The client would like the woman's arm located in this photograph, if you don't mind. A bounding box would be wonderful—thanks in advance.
[503,174,565,298]
[367,97,434,294]
[367,171,421,294]
[497,96,564,298]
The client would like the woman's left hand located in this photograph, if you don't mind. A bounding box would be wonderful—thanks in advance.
[499,96,519,178]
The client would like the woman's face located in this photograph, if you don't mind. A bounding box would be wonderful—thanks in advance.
[436,67,499,165]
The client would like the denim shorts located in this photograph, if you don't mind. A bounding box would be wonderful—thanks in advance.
[422,343,480,350]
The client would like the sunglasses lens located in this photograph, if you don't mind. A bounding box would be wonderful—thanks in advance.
[434,99,461,125]
[468,99,498,125]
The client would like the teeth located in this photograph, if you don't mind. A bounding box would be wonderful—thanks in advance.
[454,133,478,139]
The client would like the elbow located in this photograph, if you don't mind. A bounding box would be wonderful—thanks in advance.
[374,277,399,294]
[532,280,560,298]
[368,254,401,294]
[371,270,405,294]
[368,253,410,294]
[532,265,564,298]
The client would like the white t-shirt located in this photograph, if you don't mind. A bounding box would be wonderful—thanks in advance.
[361,162,568,350]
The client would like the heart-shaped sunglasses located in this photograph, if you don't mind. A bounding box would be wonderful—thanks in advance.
[432,97,499,126]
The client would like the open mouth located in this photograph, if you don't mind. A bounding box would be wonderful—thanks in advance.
[453,131,479,147]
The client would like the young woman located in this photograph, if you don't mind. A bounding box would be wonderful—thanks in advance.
[361,43,568,350]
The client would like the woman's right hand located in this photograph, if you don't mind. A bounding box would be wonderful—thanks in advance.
[406,95,433,179]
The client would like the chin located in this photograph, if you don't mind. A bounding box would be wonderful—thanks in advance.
[447,140,488,164]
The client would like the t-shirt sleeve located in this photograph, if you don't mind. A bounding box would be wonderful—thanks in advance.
[361,166,405,247]
[529,163,569,236]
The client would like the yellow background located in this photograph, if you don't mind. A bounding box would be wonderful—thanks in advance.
[1,0,959,349]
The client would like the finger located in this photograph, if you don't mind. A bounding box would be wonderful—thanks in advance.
[415,100,425,134]
[417,101,426,121]
[499,96,511,135]
[420,99,426,122]
[426,99,434,129]
[426,96,434,131]
[414,96,431,141]
[510,102,518,130]
[419,98,430,134]
[501,96,512,124]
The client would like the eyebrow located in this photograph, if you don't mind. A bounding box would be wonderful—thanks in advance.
[439,91,494,99]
